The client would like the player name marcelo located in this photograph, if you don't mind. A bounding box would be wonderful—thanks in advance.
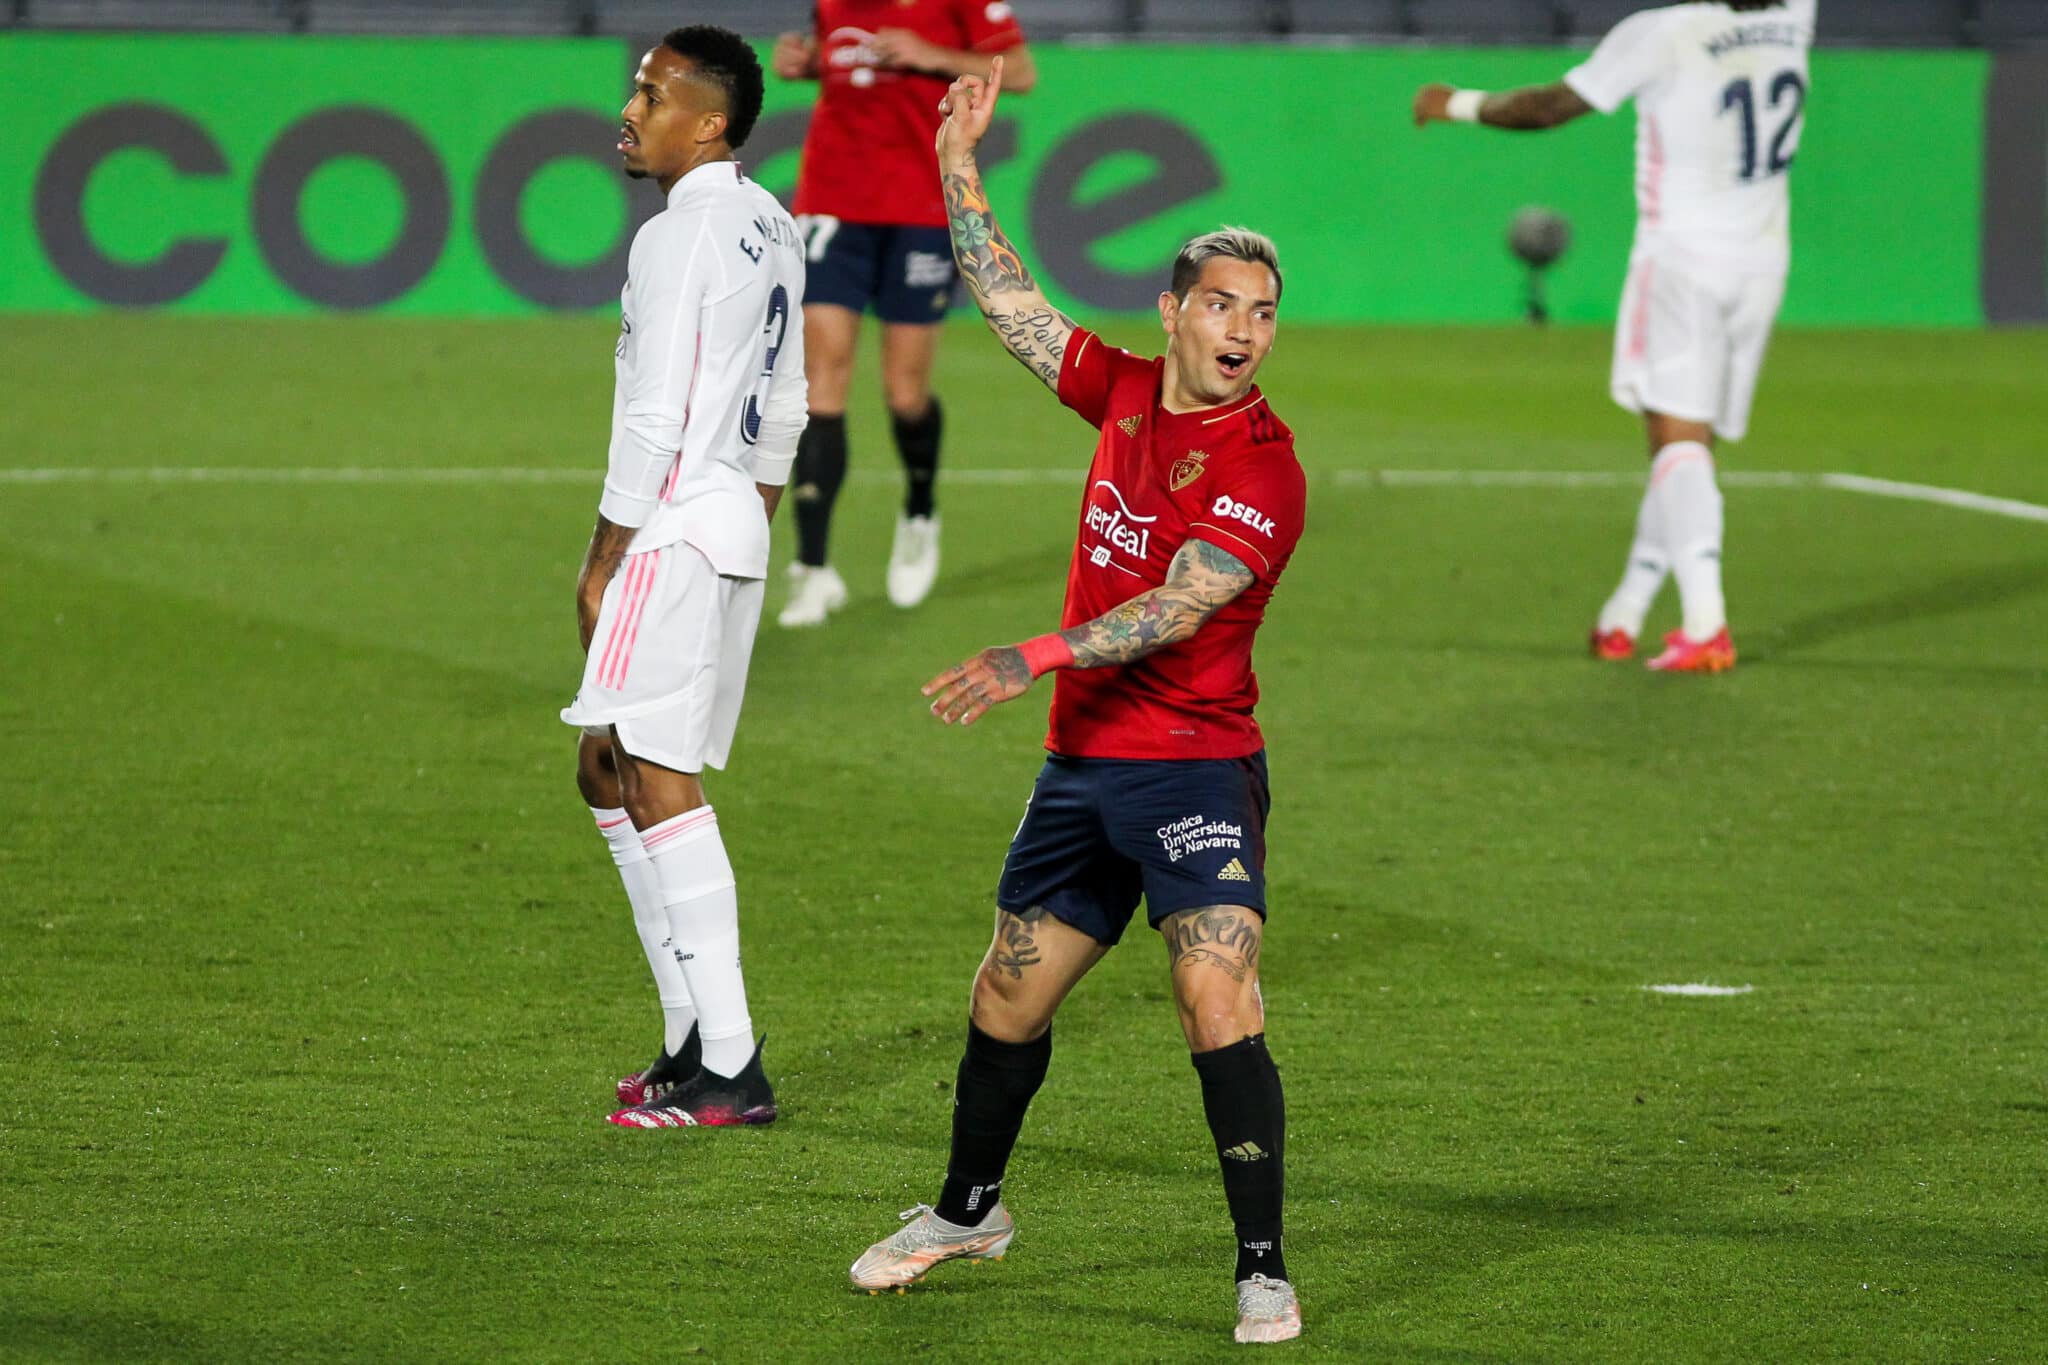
[1705,21,1804,58]
[1158,814,1245,863]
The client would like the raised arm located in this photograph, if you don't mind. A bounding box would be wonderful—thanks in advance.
[1412,81,1594,132]
[935,57,1074,392]
[923,537,1257,726]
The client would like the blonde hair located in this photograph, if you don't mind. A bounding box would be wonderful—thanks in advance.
[1171,226,1282,303]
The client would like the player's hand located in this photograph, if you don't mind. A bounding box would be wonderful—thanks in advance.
[936,54,1003,162]
[872,27,942,72]
[771,31,816,80]
[1413,83,1453,127]
[923,643,1033,726]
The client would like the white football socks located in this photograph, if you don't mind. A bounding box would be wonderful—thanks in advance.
[1650,441,1728,641]
[640,806,755,1079]
[1597,475,1671,638]
[591,807,696,1057]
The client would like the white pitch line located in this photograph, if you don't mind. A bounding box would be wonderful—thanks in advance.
[1818,472,2048,525]
[1,465,2043,524]
[1643,983,1756,997]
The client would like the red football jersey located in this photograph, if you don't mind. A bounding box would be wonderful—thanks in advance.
[1045,329,1307,761]
[792,0,1025,227]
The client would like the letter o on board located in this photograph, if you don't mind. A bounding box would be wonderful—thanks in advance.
[253,107,449,309]
[33,103,230,306]
[477,111,639,310]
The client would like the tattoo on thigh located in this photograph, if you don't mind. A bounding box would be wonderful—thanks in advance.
[990,906,1049,979]
[1165,907,1261,976]
[1175,947,1248,983]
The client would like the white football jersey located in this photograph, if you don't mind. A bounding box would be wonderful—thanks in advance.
[1567,0,1816,272]
[599,159,808,579]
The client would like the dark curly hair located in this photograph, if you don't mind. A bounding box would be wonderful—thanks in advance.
[661,25,765,150]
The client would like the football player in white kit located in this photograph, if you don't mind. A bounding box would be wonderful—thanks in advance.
[1415,1,1816,672]
[565,26,808,1127]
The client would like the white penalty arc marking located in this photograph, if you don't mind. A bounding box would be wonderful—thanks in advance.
[1643,983,1757,997]
[0,466,2043,524]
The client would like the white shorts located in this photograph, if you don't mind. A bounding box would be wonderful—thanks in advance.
[1610,249,1785,442]
[560,543,764,774]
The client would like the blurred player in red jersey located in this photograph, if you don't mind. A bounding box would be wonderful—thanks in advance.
[846,59,1305,1346]
[770,1,1037,627]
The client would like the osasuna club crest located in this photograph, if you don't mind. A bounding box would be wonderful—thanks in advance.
[1170,448,1209,491]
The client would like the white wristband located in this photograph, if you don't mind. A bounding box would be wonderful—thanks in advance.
[1447,89,1487,124]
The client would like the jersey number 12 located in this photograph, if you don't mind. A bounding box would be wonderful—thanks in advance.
[1721,70,1806,182]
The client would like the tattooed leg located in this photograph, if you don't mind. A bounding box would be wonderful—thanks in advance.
[1162,905,1267,1052]
[970,905,1110,1043]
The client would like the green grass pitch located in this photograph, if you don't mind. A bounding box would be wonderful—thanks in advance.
[1,314,2044,1362]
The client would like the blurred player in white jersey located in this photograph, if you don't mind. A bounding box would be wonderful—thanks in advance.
[1415,1,1817,672]
[564,26,807,1128]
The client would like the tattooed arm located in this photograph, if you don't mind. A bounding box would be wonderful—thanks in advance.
[575,514,635,652]
[1056,537,1256,668]
[935,56,1075,392]
[922,537,1256,726]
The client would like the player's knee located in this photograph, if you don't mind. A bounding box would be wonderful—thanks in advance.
[969,961,1048,1041]
[575,733,619,808]
[1175,979,1262,1053]
[883,379,931,420]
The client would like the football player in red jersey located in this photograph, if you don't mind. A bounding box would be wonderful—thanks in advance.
[847,59,1306,1347]
[770,1,1037,627]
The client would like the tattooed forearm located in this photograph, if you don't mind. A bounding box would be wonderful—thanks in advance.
[943,165,1036,297]
[1061,538,1256,668]
[578,514,634,589]
[987,307,1070,388]
[1063,588,1206,666]
[988,907,1048,979]
[942,159,1075,390]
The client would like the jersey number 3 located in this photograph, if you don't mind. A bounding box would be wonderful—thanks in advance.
[1722,70,1806,182]
[741,284,789,447]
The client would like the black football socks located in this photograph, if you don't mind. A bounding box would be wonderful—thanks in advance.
[792,413,847,568]
[934,1021,1051,1227]
[1192,1032,1289,1283]
[891,398,942,520]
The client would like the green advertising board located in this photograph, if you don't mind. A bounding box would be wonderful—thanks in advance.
[0,33,2016,325]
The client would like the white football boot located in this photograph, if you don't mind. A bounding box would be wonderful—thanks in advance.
[849,1203,1014,1292]
[1234,1274,1302,1344]
[885,513,941,609]
[778,562,847,628]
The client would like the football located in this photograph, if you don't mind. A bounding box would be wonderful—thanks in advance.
[1508,205,1572,268]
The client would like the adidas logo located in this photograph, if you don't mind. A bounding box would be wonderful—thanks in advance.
[1217,857,1251,882]
[1117,414,1141,437]
[1221,1142,1269,1162]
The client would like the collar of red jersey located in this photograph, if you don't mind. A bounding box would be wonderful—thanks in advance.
[666,158,744,206]
[1156,381,1269,430]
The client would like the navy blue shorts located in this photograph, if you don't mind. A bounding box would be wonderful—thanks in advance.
[796,217,956,324]
[996,751,1272,947]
